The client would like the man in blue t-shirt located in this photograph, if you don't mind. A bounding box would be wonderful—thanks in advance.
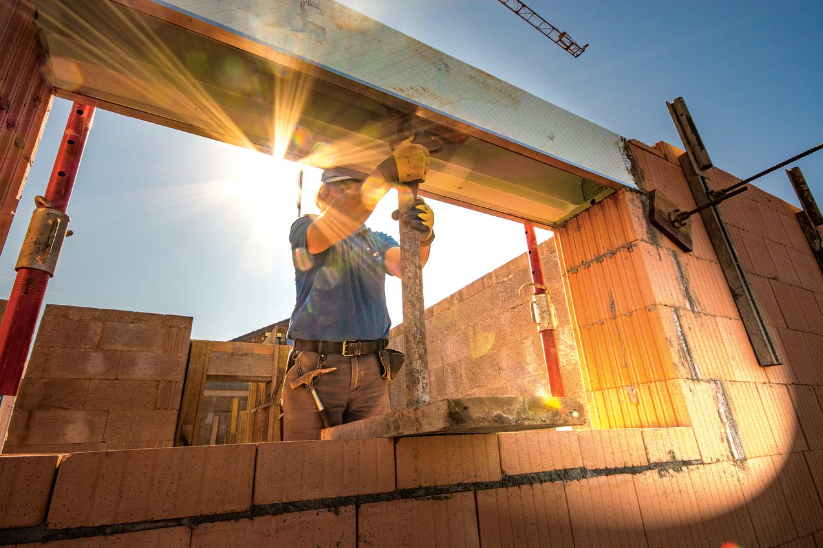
[283,138,435,440]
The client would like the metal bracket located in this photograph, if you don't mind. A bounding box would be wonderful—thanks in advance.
[518,282,557,332]
[15,196,71,276]
[647,189,693,252]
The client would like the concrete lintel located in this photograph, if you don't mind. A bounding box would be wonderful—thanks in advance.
[320,396,586,440]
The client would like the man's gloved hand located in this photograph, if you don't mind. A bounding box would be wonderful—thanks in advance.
[377,136,430,184]
[392,198,435,246]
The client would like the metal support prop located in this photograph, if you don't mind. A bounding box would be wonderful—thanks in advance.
[0,103,95,395]
[524,224,565,397]
[399,184,430,407]
[787,167,823,273]
[667,97,780,366]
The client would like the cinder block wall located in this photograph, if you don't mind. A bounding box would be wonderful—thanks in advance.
[388,237,585,409]
[3,304,192,454]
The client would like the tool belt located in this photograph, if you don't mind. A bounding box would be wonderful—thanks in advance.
[293,338,388,357]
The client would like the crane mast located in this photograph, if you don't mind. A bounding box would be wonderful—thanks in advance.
[496,0,588,57]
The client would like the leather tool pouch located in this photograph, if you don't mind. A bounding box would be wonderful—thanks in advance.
[378,349,405,381]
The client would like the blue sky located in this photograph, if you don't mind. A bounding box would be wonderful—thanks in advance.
[0,0,820,341]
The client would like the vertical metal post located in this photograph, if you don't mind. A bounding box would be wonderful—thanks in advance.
[399,185,430,407]
[0,103,94,395]
[787,167,823,272]
[524,224,565,397]
[667,97,780,366]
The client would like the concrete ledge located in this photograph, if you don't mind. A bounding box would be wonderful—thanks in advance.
[320,396,586,440]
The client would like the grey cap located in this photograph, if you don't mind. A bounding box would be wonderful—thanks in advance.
[321,169,364,185]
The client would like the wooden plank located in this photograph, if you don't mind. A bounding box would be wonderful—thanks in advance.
[228,397,239,444]
[204,341,278,380]
[269,345,291,442]
[209,415,219,445]
[174,340,209,446]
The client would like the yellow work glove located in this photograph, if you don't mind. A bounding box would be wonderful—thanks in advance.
[377,136,430,184]
[392,198,435,246]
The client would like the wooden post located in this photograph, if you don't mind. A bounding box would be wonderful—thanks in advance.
[229,398,239,444]
[398,185,430,408]
[209,416,219,445]
[174,341,210,446]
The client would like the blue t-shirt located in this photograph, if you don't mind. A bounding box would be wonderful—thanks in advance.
[287,215,399,341]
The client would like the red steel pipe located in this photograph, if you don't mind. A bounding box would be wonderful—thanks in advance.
[0,103,95,395]
[524,223,565,397]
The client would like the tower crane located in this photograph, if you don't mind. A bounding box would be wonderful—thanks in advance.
[496,0,588,57]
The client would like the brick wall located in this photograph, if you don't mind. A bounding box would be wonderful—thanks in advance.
[3,426,823,547]
[2,137,823,546]
[3,304,192,454]
[388,237,585,410]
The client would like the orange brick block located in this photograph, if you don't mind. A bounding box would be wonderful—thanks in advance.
[679,255,740,319]
[802,450,823,518]
[396,434,501,489]
[191,508,355,548]
[775,452,823,538]
[254,438,394,504]
[789,386,823,451]
[497,429,582,476]
[735,455,798,547]
[765,239,803,287]
[676,380,734,463]
[358,492,480,547]
[687,462,759,548]
[779,535,817,548]
[564,474,648,547]
[577,429,647,469]
[723,381,778,458]
[14,527,191,547]
[0,455,58,529]
[771,279,810,333]
[756,383,807,454]
[715,316,768,383]
[588,381,684,430]
[633,468,708,548]
[47,445,255,529]
[641,427,700,464]
[476,483,573,548]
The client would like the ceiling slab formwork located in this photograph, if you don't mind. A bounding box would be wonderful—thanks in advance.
[31,0,639,227]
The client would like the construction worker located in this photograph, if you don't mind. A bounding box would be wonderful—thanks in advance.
[283,138,434,440]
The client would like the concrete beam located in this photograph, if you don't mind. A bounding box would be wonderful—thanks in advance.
[320,396,586,440]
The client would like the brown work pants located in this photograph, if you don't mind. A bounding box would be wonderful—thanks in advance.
[282,350,391,441]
